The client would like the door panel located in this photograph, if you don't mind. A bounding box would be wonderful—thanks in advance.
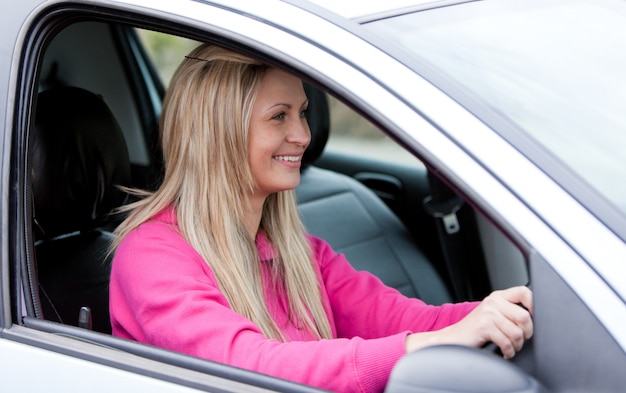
[530,252,626,392]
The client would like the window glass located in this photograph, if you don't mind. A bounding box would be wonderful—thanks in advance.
[326,96,423,167]
[136,29,200,85]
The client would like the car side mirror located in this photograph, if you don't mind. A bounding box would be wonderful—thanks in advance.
[385,345,547,393]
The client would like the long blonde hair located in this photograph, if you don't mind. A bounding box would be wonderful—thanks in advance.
[113,44,332,340]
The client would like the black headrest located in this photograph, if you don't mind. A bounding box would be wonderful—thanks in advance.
[32,87,131,239]
[302,85,330,167]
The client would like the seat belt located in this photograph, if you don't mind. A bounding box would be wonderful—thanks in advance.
[423,171,473,301]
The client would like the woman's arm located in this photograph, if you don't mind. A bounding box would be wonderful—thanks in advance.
[311,236,532,359]
[311,236,479,338]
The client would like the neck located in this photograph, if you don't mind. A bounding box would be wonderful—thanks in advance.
[244,193,266,239]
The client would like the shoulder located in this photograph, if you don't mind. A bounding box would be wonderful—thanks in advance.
[305,234,350,274]
[118,218,190,256]
[305,234,335,260]
[113,212,209,279]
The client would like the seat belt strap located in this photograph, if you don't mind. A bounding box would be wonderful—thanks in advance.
[423,171,472,300]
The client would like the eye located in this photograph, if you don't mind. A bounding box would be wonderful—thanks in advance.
[299,108,308,118]
[272,112,286,121]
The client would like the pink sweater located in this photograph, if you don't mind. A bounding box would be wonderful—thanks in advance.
[110,207,477,392]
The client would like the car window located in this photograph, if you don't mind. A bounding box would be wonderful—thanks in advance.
[25,12,524,385]
[30,17,526,327]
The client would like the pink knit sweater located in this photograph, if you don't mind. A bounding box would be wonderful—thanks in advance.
[110,207,477,392]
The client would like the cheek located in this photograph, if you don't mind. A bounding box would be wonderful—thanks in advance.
[249,131,278,160]
[247,142,274,182]
[247,129,261,164]
[248,150,262,172]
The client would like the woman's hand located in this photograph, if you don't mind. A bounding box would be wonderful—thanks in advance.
[405,286,534,359]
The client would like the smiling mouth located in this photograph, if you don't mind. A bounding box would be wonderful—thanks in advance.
[273,155,301,162]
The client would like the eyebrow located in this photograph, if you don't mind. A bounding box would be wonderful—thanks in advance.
[267,99,309,111]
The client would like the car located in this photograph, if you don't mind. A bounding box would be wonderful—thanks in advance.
[2,0,626,391]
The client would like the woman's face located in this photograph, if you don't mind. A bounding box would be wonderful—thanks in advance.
[248,68,310,200]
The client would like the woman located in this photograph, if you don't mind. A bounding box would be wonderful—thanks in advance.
[110,44,533,392]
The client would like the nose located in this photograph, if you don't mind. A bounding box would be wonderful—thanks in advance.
[287,117,311,148]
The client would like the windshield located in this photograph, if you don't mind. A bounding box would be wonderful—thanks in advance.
[367,0,626,218]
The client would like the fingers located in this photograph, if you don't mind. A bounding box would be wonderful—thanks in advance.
[489,313,526,359]
[481,286,534,358]
[499,285,534,315]
[492,289,534,339]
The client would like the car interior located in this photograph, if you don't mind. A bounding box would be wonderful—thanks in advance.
[23,15,532,386]
[30,18,531,329]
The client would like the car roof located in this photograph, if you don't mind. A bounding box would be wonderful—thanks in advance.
[299,0,438,21]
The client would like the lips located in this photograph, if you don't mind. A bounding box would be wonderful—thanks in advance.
[273,155,301,162]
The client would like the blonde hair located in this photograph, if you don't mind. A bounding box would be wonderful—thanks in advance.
[113,44,332,340]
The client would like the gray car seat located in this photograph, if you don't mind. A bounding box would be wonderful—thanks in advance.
[296,87,452,305]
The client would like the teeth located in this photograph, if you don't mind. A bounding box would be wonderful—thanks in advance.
[274,156,300,162]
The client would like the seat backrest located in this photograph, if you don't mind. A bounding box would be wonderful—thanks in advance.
[296,87,451,305]
[32,86,131,333]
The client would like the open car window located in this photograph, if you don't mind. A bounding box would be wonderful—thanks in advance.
[29,14,529,327]
[31,11,524,336]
